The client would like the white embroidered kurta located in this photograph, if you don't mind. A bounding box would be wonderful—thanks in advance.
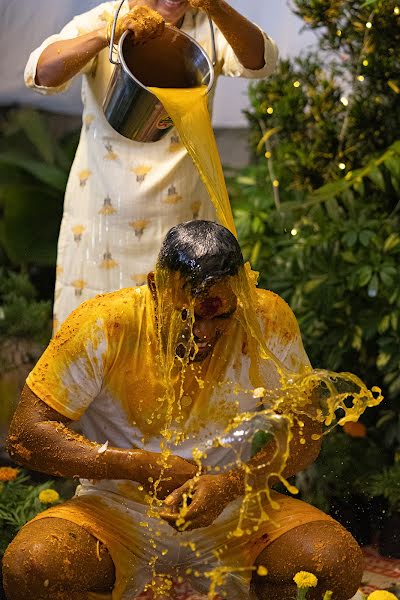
[24,1,278,329]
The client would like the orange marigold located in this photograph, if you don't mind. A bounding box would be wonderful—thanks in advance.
[0,467,19,482]
[343,421,367,438]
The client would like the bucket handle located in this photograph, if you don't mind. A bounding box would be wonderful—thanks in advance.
[108,0,125,65]
[108,0,217,67]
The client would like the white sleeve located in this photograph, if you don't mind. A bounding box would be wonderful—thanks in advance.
[216,25,278,79]
[24,1,117,95]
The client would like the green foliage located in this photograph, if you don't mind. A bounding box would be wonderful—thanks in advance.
[0,269,51,344]
[298,428,389,512]
[361,463,400,513]
[0,470,62,558]
[0,107,78,268]
[229,0,400,518]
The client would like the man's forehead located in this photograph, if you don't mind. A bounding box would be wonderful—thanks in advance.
[158,270,237,306]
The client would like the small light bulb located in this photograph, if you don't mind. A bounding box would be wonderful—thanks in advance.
[357,75,365,82]
[338,163,346,170]
[363,59,369,67]
[337,29,342,36]
[366,21,372,29]
[265,151,272,159]
[291,229,298,236]
[267,107,274,114]
[340,96,349,106]
[394,6,400,14]
[293,81,301,88]
[272,180,279,188]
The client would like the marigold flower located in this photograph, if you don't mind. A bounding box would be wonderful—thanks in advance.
[0,467,19,482]
[343,421,367,438]
[293,571,318,589]
[38,489,60,504]
[368,591,398,600]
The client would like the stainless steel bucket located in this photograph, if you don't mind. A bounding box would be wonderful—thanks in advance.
[103,0,216,143]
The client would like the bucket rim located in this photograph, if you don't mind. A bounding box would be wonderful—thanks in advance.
[118,24,215,96]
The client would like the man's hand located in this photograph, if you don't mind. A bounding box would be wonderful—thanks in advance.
[112,5,165,44]
[137,451,198,499]
[159,473,237,530]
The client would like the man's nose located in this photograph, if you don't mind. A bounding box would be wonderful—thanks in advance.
[193,319,213,340]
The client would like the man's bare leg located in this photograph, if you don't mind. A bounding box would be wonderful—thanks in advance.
[2,517,116,600]
[251,520,363,600]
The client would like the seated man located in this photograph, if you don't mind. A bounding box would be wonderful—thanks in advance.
[3,221,362,600]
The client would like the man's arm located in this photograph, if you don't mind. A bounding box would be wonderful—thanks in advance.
[189,0,266,70]
[7,384,196,495]
[35,6,164,87]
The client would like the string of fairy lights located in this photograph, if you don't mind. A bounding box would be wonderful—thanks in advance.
[259,3,399,220]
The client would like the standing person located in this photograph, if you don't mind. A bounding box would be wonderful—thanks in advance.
[3,221,363,600]
[24,0,278,331]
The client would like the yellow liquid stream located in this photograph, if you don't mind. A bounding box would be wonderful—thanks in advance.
[149,86,236,235]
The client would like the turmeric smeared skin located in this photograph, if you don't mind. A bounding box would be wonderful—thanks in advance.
[8,385,196,497]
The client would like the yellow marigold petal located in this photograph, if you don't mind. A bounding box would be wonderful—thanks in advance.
[0,467,19,481]
[38,489,60,504]
[293,571,318,588]
[368,592,398,600]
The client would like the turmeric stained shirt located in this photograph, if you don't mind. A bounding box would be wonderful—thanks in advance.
[24,1,278,330]
[27,285,310,459]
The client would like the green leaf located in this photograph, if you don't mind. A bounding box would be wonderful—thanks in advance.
[342,231,358,247]
[367,273,379,298]
[0,185,62,266]
[341,250,358,264]
[358,265,373,287]
[11,109,56,165]
[0,151,67,191]
[367,165,385,191]
[359,230,375,247]
[250,240,262,265]
[384,155,400,180]
[383,233,400,253]
[303,276,327,293]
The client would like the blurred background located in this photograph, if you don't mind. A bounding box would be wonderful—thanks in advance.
[0,0,399,592]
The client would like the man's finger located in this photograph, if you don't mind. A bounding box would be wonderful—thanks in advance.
[163,480,194,506]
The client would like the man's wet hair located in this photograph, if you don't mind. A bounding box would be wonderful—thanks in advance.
[157,220,244,291]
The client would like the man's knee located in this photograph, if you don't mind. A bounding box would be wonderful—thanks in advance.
[253,520,363,600]
[3,527,52,599]
[2,517,115,600]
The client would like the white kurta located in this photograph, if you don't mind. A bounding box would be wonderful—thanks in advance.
[24,1,278,329]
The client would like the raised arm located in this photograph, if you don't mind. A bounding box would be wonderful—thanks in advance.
[189,0,266,70]
[7,384,196,495]
[35,5,164,88]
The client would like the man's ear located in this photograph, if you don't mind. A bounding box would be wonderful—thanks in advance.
[147,272,156,300]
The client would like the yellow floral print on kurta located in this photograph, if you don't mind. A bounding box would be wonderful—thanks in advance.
[129,219,150,239]
[99,196,117,215]
[164,185,182,205]
[131,165,152,183]
[72,225,86,243]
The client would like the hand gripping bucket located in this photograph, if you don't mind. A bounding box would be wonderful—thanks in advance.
[103,0,216,143]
